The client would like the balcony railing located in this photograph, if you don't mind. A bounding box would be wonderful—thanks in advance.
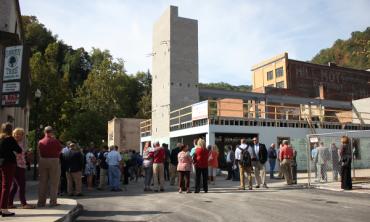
[140,100,370,136]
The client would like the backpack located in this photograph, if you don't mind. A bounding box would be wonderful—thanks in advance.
[239,147,251,168]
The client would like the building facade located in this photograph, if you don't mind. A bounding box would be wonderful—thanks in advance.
[0,0,30,133]
[252,52,370,101]
[108,118,145,152]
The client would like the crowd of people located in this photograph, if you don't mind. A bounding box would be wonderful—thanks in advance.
[310,136,353,190]
[0,121,354,217]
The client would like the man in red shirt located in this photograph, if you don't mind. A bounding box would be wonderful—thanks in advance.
[151,142,165,192]
[37,126,62,207]
[279,140,294,185]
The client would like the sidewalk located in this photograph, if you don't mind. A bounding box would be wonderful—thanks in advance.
[290,169,370,194]
[3,181,81,222]
[221,170,370,194]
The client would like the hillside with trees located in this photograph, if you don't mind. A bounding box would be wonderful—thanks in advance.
[23,16,151,146]
[199,82,251,92]
[311,27,370,70]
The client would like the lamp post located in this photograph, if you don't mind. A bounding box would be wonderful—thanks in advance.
[33,89,41,180]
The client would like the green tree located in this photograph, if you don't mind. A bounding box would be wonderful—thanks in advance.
[312,27,370,70]
[29,43,71,134]
[22,16,57,53]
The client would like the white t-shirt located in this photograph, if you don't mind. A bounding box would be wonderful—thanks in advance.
[235,144,248,160]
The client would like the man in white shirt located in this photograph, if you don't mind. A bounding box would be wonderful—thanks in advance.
[107,146,122,191]
[62,141,72,154]
[235,138,253,190]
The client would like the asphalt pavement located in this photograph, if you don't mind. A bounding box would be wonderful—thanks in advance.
[75,176,370,222]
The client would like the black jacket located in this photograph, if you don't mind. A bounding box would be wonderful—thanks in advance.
[0,136,22,165]
[98,151,108,170]
[268,147,277,160]
[170,147,181,165]
[65,150,84,172]
[258,144,268,164]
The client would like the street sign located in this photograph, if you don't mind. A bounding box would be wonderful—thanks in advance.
[1,94,20,106]
[3,45,23,81]
[1,45,29,107]
[309,137,319,143]
[2,82,20,93]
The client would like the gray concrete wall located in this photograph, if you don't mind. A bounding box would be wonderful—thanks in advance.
[170,12,199,110]
[151,6,172,144]
[151,6,199,145]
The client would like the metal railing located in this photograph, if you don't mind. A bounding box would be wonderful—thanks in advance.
[140,99,370,136]
[140,119,151,137]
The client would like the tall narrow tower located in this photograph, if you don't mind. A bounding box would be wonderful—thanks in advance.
[151,6,199,144]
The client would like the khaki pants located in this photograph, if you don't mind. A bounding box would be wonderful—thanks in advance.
[38,158,61,205]
[280,159,293,185]
[99,168,107,189]
[253,161,266,186]
[153,163,164,190]
[239,164,253,189]
[66,171,82,195]
[169,164,178,185]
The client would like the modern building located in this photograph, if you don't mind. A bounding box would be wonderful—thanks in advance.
[252,52,370,101]
[0,0,31,133]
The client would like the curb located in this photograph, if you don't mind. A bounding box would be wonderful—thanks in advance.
[57,203,83,222]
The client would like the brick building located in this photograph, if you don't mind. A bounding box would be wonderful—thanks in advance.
[252,52,370,101]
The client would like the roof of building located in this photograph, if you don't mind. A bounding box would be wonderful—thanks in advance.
[199,88,352,109]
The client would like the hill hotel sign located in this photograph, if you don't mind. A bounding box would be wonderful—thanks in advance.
[1,45,27,107]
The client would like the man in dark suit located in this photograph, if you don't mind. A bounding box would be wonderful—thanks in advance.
[248,137,268,188]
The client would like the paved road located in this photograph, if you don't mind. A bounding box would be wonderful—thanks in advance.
[75,177,370,222]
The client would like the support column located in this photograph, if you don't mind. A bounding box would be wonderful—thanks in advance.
[206,132,215,146]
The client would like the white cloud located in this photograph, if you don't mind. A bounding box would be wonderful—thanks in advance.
[20,0,370,85]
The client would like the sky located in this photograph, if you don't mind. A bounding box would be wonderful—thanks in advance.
[20,0,370,85]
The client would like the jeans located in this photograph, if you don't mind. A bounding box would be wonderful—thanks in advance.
[269,159,276,178]
[317,163,328,182]
[108,165,121,190]
[144,166,153,187]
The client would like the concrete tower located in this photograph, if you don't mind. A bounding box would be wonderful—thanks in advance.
[151,6,199,145]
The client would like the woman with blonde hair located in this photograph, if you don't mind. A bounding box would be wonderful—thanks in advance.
[208,145,219,185]
[339,136,352,190]
[0,123,22,217]
[8,128,34,209]
[193,139,209,193]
